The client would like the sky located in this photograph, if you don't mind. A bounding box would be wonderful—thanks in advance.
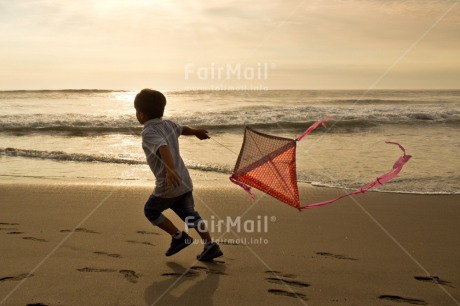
[0,0,459,90]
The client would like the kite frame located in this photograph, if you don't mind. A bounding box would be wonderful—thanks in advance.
[232,126,300,208]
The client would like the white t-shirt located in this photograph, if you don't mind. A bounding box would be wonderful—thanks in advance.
[142,118,193,198]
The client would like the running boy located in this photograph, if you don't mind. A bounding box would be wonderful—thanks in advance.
[134,89,222,261]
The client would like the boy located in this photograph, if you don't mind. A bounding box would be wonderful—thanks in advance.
[134,89,223,261]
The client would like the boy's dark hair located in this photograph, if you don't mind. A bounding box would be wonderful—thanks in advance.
[134,89,166,119]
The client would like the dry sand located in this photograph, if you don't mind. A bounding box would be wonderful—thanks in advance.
[0,183,459,306]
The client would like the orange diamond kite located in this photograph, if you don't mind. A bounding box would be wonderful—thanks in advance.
[229,117,411,210]
[230,127,300,208]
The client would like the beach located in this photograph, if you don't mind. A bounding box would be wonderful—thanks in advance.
[1,182,459,305]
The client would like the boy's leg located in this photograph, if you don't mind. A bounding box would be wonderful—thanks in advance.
[157,217,180,236]
[196,221,223,261]
[144,194,173,230]
[171,192,206,239]
[171,192,223,261]
[195,221,211,244]
[144,194,192,256]
[171,192,213,243]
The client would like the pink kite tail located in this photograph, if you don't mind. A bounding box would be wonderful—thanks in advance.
[230,174,255,201]
[299,141,412,210]
[385,141,406,155]
[296,116,333,141]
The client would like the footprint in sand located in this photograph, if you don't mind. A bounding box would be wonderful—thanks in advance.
[0,227,19,231]
[60,227,100,234]
[268,289,307,300]
[22,237,47,242]
[136,230,160,235]
[414,275,454,288]
[379,295,427,305]
[77,267,117,273]
[190,266,208,271]
[315,252,358,261]
[119,270,139,283]
[266,277,310,288]
[0,273,33,282]
[77,268,139,283]
[161,271,199,278]
[93,251,122,258]
[125,240,155,246]
[265,270,297,279]
[265,270,310,300]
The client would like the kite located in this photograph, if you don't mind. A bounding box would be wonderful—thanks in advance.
[229,117,412,210]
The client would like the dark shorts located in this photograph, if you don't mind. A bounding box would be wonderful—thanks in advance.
[144,191,202,228]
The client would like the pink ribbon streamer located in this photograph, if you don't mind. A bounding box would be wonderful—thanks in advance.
[296,116,333,141]
[230,174,255,201]
[299,141,412,210]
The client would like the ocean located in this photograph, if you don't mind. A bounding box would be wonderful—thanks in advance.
[0,89,458,195]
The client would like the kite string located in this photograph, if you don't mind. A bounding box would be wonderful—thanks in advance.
[209,137,239,156]
[210,136,257,199]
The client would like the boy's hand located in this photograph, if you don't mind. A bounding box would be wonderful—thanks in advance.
[182,126,209,140]
[195,129,210,140]
[165,168,182,187]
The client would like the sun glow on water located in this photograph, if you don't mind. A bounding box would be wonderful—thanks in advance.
[110,91,137,103]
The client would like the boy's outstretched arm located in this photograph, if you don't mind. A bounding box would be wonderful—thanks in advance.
[158,145,181,187]
[182,126,210,140]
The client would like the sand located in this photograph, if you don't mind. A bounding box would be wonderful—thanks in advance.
[0,182,459,306]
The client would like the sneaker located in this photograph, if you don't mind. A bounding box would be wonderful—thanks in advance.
[196,242,223,261]
[165,232,192,256]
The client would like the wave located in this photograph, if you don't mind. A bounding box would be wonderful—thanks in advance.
[0,118,460,137]
[1,126,143,136]
[302,180,459,195]
[1,102,459,136]
[0,147,144,164]
[2,147,458,195]
[0,89,127,94]
[0,148,460,194]
[1,118,458,137]
[0,89,128,100]
[0,147,231,174]
[330,99,447,105]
